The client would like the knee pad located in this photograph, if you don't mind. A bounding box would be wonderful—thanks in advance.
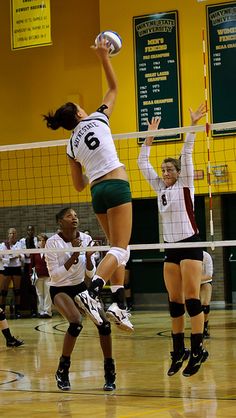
[13,288,21,296]
[0,290,8,297]
[108,246,130,267]
[67,323,83,337]
[202,305,210,314]
[169,301,185,318]
[97,321,111,336]
[0,309,6,321]
[185,298,202,317]
[124,283,130,290]
[122,246,130,266]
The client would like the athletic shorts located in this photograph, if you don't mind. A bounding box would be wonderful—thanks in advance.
[49,282,87,304]
[91,179,132,214]
[3,266,22,277]
[164,235,203,265]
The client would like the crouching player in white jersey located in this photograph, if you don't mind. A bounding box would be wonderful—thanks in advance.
[43,37,133,332]
[45,208,116,391]
[201,251,213,338]
[138,104,208,377]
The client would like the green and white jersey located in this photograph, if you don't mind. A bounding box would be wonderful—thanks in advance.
[67,108,123,183]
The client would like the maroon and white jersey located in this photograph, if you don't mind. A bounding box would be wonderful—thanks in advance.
[138,133,198,242]
[67,109,123,183]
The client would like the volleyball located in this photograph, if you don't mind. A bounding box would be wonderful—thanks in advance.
[95,30,122,56]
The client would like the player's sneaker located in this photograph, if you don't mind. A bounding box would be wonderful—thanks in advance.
[74,290,103,326]
[106,303,134,332]
[182,348,209,377]
[167,348,190,376]
[103,359,116,391]
[55,367,71,391]
[6,337,24,347]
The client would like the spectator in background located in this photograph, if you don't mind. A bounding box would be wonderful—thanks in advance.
[200,251,213,339]
[20,225,38,317]
[31,234,52,318]
[1,228,24,318]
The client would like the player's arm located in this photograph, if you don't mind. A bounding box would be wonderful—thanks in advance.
[137,116,161,192]
[180,104,206,184]
[67,157,89,192]
[92,38,118,118]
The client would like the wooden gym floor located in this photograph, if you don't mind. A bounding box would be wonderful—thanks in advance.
[0,309,235,417]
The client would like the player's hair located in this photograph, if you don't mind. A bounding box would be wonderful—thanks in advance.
[43,102,79,131]
[37,233,48,242]
[55,207,73,223]
[163,157,181,172]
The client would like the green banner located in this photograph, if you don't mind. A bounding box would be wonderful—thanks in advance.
[207,2,236,136]
[133,11,182,143]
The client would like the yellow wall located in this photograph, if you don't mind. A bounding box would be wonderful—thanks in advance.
[0,0,101,144]
[0,0,235,206]
[98,0,236,197]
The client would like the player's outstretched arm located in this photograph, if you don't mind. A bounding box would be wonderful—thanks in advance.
[92,38,118,117]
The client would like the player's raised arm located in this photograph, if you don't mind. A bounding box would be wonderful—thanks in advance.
[92,37,118,117]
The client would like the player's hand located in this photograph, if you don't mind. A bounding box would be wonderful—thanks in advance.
[189,103,206,126]
[86,240,96,259]
[144,116,161,146]
[91,37,110,59]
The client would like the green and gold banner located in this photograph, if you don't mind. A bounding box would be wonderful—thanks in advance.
[11,0,52,50]
[133,11,182,143]
[207,1,236,136]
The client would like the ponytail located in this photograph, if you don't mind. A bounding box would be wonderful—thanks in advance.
[43,102,79,131]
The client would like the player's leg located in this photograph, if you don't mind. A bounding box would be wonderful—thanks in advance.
[0,307,24,347]
[164,262,189,376]
[75,202,132,329]
[95,203,133,331]
[96,315,116,391]
[53,292,83,391]
[12,274,22,318]
[200,282,212,338]
[181,259,208,377]
[0,273,10,312]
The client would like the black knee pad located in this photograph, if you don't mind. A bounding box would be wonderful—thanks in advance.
[0,290,8,297]
[0,310,6,320]
[169,301,185,318]
[67,323,83,337]
[202,305,210,314]
[185,298,202,317]
[124,283,130,290]
[97,321,111,336]
[13,288,21,296]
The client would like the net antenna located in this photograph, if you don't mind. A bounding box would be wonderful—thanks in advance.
[202,28,214,250]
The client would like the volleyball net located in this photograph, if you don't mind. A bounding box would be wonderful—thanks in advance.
[0,119,236,255]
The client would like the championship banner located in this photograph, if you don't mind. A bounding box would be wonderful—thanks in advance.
[207,1,236,136]
[11,0,52,50]
[133,11,182,143]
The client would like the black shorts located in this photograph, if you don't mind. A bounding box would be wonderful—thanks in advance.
[49,282,87,304]
[3,267,22,277]
[164,235,203,265]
